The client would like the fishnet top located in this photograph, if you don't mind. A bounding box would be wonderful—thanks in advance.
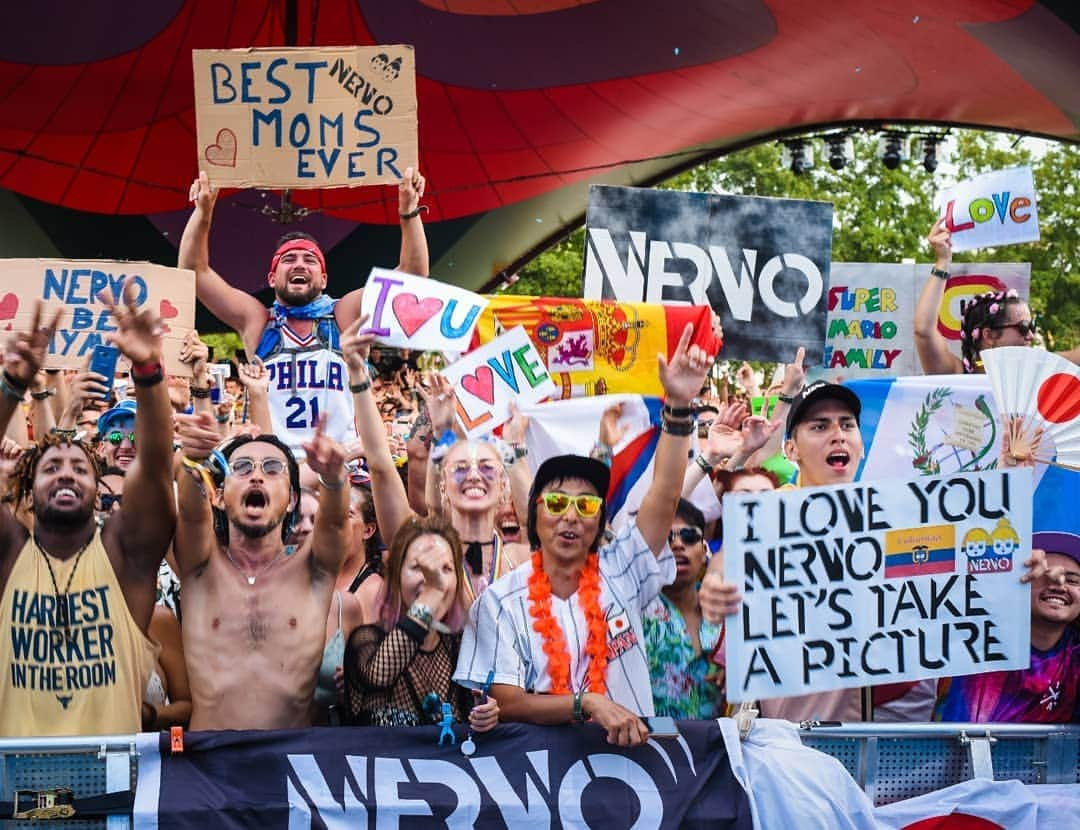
[343,623,472,727]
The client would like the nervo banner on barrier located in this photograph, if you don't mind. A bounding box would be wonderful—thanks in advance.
[139,722,753,829]
[581,185,832,364]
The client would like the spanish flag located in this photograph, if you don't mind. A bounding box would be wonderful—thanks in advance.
[473,296,721,399]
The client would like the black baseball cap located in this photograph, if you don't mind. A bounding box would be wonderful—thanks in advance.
[785,381,861,439]
[526,454,611,551]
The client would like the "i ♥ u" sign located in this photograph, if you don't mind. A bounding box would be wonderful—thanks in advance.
[359,268,488,352]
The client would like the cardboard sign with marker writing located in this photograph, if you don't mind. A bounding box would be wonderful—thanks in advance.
[360,268,488,352]
[441,326,558,438]
[193,46,417,189]
[0,259,196,376]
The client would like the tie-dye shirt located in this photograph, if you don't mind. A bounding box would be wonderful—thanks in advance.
[642,593,724,719]
[935,627,1080,723]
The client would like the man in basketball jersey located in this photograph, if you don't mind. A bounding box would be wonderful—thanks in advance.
[0,291,176,736]
[179,168,428,458]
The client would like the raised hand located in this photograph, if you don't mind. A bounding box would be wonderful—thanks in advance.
[657,323,713,408]
[188,170,219,217]
[503,402,529,446]
[780,347,806,397]
[237,356,269,396]
[340,315,376,375]
[174,412,221,461]
[740,414,783,456]
[598,402,627,448]
[179,330,209,376]
[735,362,759,396]
[416,372,456,432]
[66,354,110,408]
[101,279,164,366]
[398,166,426,217]
[4,301,63,386]
[928,217,952,268]
[1021,548,1066,587]
[700,556,743,624]
[303,414,347,486]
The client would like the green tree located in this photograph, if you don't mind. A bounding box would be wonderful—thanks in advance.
[507,129,1077,348]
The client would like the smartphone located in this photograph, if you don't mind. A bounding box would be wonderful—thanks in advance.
[644,716,680,738]
[88,344,120,400]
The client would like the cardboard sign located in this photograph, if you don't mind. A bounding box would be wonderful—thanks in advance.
[722,469,1032,702]
[0,259,196,376]
[819,262,1029,380]
[193,46,417,189]
[441,326,557,438]
[935,167,1039,252]
[582,185,832,364]
[360,269,487,351]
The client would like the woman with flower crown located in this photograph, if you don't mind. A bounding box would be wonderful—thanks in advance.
[453,325,714,747]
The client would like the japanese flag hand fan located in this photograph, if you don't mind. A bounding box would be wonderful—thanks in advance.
[981,346,1080,469]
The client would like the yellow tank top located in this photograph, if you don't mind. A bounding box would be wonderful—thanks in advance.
[0,530,157,736]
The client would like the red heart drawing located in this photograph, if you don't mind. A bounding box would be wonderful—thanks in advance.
[391,294,443,337]
[204,128,237,167]
[159,299,179,319]
[0,292,17,320]
[460,366,496,406]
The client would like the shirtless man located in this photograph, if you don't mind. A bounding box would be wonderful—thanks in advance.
[0,292,175,736]
[174,414,349,729]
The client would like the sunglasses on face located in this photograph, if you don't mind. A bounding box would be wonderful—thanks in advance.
[229,457,287,478]
[106,431,135,447]
[537,492,604,518]
[99,493,122,512]
[447,460,501,486]
[668,527,704,545]
[989,320,1036,337]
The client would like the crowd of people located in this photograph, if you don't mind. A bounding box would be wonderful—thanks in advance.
[1,170,1078,746]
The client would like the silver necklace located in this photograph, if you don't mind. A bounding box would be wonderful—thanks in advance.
[225,547,287,585]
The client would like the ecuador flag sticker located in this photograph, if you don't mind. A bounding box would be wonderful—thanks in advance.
[885,525,956,579]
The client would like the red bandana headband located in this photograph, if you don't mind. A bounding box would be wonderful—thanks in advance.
[269,239,326,277]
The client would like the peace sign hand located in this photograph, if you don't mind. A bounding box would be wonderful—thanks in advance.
[303,414,347,487]
[100,280,164,366]
[4,301,63,387]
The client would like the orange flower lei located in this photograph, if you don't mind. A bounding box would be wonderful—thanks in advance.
[527,550,608,695]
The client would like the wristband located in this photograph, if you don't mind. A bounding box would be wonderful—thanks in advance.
[400,205,429,220]
[573,688,586,723]
[349,379,372,394]
[406,601,434,630]
[513,444,529,460]
[778,393,796,404]
[51,427,79,439]
[31,389,55,401]
[694,454,713,474]
[662,403,693,419]
[661,417,695,437]
[189,385,211,399]
[1,371,28,401]
[215,413,231,424]
[317,472,346,491]
[930,266,949,280]
[130,361,164,387]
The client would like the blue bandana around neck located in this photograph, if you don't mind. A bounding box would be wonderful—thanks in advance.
[270,295,336,327]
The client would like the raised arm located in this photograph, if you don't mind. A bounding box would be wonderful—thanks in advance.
[235,357,273,435]
[913,218,964,375]
[636,324,713,554]
[301,417,349,579]
[335,168,429,327]
[100,281,177,630]
[340,317,412,541]
[179,171,267,350]
[172,413,222,578]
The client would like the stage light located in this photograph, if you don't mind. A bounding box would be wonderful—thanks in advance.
[781,139,813,174]
[921,136,940,173]
[878,133,908,170]
[824,133,853,170]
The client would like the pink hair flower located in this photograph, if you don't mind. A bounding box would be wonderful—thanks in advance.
[989,303,999,315]
[1006,289,1019,299]
[962,357,972,371]
[970,327,980,339]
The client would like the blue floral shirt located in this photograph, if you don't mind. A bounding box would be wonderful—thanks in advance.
[642,593,724,719]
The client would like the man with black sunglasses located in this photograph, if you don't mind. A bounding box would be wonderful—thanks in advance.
[642,500,725,719]
[455,325,713,747]
[0,290,176,737]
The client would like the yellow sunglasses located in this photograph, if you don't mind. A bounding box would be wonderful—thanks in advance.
[536,492,603,518]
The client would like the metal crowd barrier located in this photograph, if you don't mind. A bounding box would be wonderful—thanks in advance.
[0,723,1077,826]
